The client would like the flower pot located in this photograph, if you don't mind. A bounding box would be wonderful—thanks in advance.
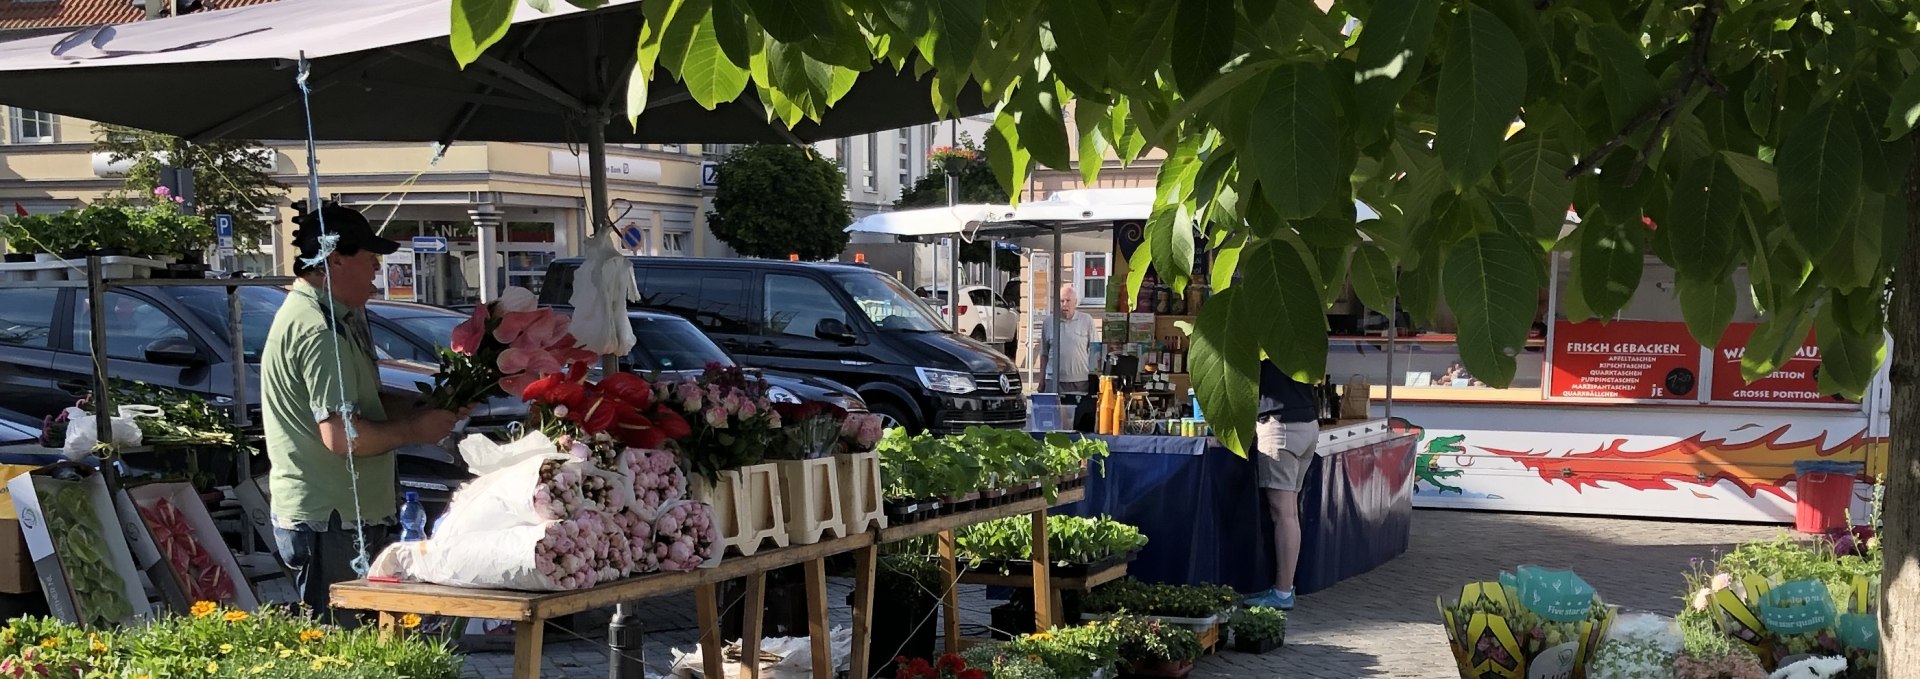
[1231,634,1283,654]
[1121,659,1194,678]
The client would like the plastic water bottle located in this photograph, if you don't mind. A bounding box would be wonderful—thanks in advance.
[1189,388,1204,421]
[399,492,428,542]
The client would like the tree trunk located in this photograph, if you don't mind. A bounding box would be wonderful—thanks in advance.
[1884,134,1920,679]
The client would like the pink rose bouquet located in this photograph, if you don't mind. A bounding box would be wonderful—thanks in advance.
[650,501,721,572]
[623,448,686,515]
[842,413,886,453]
[654,364,780,480]
[431,286,595,410]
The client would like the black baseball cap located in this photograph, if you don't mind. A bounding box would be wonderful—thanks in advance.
[292,203,401,257]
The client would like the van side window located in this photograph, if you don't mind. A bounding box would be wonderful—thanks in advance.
[642,269,752,334]
[763,274,849,339]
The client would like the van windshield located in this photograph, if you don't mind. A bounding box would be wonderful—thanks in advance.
[833,272,947,332]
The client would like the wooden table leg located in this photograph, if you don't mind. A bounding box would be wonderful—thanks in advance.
[803,558,832,679]
[512,618,544,679]
[938,529,961,652]
[849,544,878,679]
[696,583,727,679]
[1031,509,1053,631]
[743,572,767,679]
[376,612,399,642]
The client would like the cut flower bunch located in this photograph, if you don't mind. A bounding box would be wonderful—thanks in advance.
[0,604,458,679]
[431,286,596,410]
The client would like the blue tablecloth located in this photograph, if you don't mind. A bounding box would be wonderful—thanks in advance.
[1058,431,1417,595]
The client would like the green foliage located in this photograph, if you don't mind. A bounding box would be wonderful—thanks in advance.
[875,426,1107,501]
[952,515,1146,566]
[0,605,460,679]
[706,144,852,260]
[1228,606,1286,644]
[92,124,284,250]
[1,202,211,257]
[454,0,1920,458]
[1081,577,1239,619]
[1108,615,1202,664]
[998,623,1122,679]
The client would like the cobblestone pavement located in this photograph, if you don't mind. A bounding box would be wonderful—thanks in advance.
[443,510,1784,678]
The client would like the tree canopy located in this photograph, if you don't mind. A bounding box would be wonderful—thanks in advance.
[454,0,1919,454]
[92,125,284,249]
[707,143,853,260]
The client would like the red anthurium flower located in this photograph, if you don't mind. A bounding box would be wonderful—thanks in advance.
[450,303,489,354]
[598,372,654,410]
[649,406,692,440]
[573,396,621,433]
[524,374,590,413]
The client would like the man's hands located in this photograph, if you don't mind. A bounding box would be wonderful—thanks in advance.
[408,407,471,445]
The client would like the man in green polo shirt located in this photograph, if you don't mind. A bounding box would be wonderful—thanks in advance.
[262,203,462,620]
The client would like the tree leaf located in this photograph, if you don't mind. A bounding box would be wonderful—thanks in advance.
[1886,67,1920,140]
[1819,191,1883,292]
[1442,232,1539,388]
[709,0,753,68]
[1314,245,1351,310]
[1126,235,1155,305]
[628,0,687,124]
[1171,0,1236,97]
[986,106,1031,203]
[922,0,984,102]
[1776,103,1861,258]
[1076,103,1111,186]
[1740,304,1816,384]
[678,12,751,109]
[1147,202,1196,295]
[1561,251,1594,323]
[1399,258,1441,327]
[740,0,819,42]
[1498,129,1573,248]
[1663,155,1744,282]
[1585,23,1662,132]
[1675,275,1735,348]
[1350,0,1441,131]
[1248,62,1340,219]
[451,0,516,68]
[1828,285,1885,337]
[658,0,714,74]
[1043,0,1110,94]
[1349,244,1398,314]
[1240,241,1330,383]
[1016,85,1073,171]
[1188,287,1261,456]
[1211,232,1247,292]
[1575,211,1642,319]
[1719,151,1780,208]
[1437,6,1526,189]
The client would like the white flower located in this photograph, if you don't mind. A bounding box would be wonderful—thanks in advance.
[496,286,539,313]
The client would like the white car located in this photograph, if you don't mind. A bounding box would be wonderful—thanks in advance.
[923,285,1019,343]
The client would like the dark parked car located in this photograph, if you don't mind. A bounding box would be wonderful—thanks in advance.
[540,257,1025,433]
[367,301,866,415]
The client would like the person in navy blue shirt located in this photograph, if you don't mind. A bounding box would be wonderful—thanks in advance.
[1244,359,1319,610]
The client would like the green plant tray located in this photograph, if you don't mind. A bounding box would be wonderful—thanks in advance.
[977,549,1138,579]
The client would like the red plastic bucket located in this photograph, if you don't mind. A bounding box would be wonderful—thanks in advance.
[1795,471,1853,533]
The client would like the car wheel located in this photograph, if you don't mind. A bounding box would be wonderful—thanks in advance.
[970,327,987,342]
[867,400,919,433]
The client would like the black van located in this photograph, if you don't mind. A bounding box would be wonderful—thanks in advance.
[540,257,1025,433]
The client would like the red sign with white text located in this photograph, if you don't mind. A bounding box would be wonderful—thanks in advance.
[1709,323,1854,404]
[1550,320,1702,400]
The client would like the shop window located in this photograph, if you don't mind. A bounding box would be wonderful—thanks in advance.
[1076,252,1109,306]
[660,232,687,256]
[864,136,878,191]
[9,108,54,143]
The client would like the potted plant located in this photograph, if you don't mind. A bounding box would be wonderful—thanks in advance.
[1002,622,1122,679]
[892,653,988,679]
[1111,615,1202,678]
[869,555,945,675]
[1228,606,1285,653]
[1082,579,1238,631]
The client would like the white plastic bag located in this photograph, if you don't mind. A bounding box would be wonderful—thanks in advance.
[458,431,558,475]
[61,406,143,460]
[669,627,851,679]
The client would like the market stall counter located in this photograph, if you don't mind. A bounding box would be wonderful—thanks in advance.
[1058,419,1416,595]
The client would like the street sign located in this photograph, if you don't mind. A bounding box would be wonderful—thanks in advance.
[411,236,449,254]
[214,213,234,249]
[620,225,646,250]
[700,161,719,187]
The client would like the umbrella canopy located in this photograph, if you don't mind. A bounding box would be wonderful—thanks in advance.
[0,0,979,145]
[846,188,1386,239]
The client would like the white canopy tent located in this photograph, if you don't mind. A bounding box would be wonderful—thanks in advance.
[848,189,1385,398]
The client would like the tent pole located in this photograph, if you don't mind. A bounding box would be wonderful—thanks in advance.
[1051,225,1063,394]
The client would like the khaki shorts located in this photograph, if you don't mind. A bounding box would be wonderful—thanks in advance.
[1255,417,1320,491]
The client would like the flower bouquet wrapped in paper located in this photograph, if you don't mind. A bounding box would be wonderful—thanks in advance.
[649,500,721,572]
[1436,565,1613,679]
[654,364,779,480]
[622,447,686,516]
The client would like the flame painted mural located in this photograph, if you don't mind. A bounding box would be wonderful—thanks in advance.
[1391,405,1883,523]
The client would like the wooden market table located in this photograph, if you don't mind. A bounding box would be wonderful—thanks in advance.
[332,485,1085,679]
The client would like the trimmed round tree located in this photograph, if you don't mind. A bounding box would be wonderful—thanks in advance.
[707,144,852,261]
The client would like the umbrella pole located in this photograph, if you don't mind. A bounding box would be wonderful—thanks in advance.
[584,108,650,679]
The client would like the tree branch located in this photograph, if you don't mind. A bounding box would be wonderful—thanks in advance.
[1565,0,1726,182]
